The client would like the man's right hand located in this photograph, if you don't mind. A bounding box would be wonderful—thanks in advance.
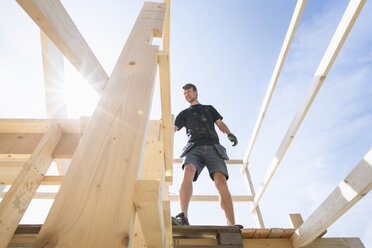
[228,133,238,146]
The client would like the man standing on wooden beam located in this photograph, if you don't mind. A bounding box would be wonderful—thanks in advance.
[173,83,241,228]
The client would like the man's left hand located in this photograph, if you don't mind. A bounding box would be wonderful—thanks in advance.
[228,133,238,146]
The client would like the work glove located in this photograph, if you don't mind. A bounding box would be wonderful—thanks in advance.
[228,133,238,146]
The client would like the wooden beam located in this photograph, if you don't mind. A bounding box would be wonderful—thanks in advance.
[40,30,67,118]
[158,51,173,183]
[251,0,366,213]
[241,0,306,173]
[305,238,365,248]
[290,149,372,247]
[16,0,108,94]
[244,167,265,228]
[163,0,170,51]
[134,180,165,247]
[168,195,252,202]
[173,158,243,165]
[0,133,81,159]
[163,200,172,248]
[33,3,166,247]
[0,119,88,134]
[0,124,62,248]
[289,213,304,229]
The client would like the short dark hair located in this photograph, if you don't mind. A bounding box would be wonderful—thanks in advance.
[183,83,197,92]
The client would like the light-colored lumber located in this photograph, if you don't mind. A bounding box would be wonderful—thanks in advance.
[241,0,306,173]
[173,158,243,165]
[289,213,303,229]
[0,133,81,159]
[241,229,256,239]
[163,200,172,248]
[141,120,165,181]
[0,124,62,248]
[40,31,67,118]
[54,159,65,176]
[158,50,173,183]
[0,119,88,134]
[242,239,292,248]
[168,195,252,202]
[305,238,365,248]
[290,148,372,248]
[33,3,166,247]
[268,228,284,238]
[244,167,265,228]
[132,214,147,248]
[134,180,165,247]
[252,229,271,238]
[163,0,170,51]
[0,192,56,200]
[251,0,366,213]
[10,234,37,244]
[16,0,108,94]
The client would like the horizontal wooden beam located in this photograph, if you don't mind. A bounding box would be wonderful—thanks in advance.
[168,195,252,202]
[0,124,62,248]
[241,0,306,173]
[251,0,366,213]
[290,148,372,248]
[16,0,108,94]
[173,158,243,165]
[0,119,88,134]
[134,180,165,247]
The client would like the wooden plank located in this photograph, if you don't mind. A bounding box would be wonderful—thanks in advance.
[252,229,271,238]
[242,239,292,248]
[33,3,166,247]
[305,238,365,248]
[291,149,372,248]
[173,239,218,246]
[0,192,56,199]
[163,200,172,248]
[163,0,170,51]
[244,167,265,228]
[173,226,240,236]
[132,214,147,248]
[0,133,81,159]
[158,51,173,183]
[289,213,303,229]
[174,158,243,165]
[16,0,108,94]
[0,119,88,134]
[40,30,67,118]
[251,0,366,213]
[134,180,165,247]
[141,120,165,181]
[52,133,81,158]
[281,229,295,238]
[168,194,252,202]
[268,228,284,238]
[241,0,306,173]
[241,229,256,239]
[0,124,62,248]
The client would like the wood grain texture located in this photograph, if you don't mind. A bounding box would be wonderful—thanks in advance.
[33,3,165,247]
[0,124,62,248]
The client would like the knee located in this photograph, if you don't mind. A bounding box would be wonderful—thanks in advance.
[183,164,196,181]
[214,172,228,190]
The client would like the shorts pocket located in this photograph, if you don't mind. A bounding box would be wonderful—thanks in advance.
[213,144,229,160]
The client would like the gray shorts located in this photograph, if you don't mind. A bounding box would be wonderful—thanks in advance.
[182,145,229,182]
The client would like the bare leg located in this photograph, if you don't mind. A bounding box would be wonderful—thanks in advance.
[180,163,196,218]
[213,171,235,226]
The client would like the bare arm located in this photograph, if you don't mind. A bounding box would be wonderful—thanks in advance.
[215,119,231,135]
[174,125,179,132]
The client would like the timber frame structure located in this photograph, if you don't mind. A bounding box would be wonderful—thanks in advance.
[0,0,371,247]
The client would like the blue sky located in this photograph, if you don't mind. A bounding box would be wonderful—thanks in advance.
[0,0,371,246]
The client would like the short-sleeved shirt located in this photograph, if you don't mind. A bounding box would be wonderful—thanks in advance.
[175,104,222,145]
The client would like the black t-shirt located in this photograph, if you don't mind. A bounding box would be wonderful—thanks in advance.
[175,104,222,145]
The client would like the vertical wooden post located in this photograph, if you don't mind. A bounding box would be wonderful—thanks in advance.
[33,3,166,247]
[0,124,62,248]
